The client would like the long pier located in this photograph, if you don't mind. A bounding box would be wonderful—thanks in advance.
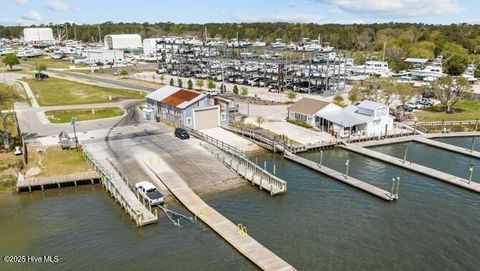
[341,144,480,193]
[146,157,296,271]
[284,152,395,201]
[83,146,158,226]
[413,137,480,159]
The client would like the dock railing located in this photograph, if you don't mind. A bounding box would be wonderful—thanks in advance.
[188,128,245,156]
[83,149,147,226]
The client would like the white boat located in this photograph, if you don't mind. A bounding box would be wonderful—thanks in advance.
[16,48,44,58]
[462,64,477,83]
[252,40,266,47]
[410,57,445,80]
[350,61,392,77]
[271,39,286,49]
[0,48,15,55]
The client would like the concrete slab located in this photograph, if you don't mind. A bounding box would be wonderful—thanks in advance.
[260,121,335,145]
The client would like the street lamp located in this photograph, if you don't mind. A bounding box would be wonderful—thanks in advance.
[468,165,474,184]
[345,159,350,178]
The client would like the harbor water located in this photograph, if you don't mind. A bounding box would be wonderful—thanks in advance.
[0,137,479,270]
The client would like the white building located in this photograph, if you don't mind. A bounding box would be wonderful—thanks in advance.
[287,98,341,127]
[80,49,124,65]
[23,28,55,42]
[104,34,142,50]
[143,38,162,55]
[317,100,394,138]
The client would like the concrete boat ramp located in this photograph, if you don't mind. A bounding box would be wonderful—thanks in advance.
[144,153,296,271]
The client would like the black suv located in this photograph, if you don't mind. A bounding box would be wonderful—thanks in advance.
[174,128,190,139]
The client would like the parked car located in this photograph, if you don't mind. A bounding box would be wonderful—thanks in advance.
[135,181,164,206]
[417,98,434,106]
[204,89,219,96]
[35,72,49,79]
[174,128,190,139]
[406,102,423,110]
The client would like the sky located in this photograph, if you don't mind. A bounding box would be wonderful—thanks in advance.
[1,0,479,26]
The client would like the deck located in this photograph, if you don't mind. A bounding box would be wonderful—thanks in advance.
[413,137,480,159]
[17,172,100,192]
[284,152,395,201]
[341,144,480,194]
[146,158,296,271]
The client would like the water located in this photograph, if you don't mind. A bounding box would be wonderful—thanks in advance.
[1,137,480,270]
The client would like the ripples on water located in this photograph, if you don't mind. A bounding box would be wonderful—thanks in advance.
[0,137,479,270]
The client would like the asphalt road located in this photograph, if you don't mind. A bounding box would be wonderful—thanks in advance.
[51,70,157,92]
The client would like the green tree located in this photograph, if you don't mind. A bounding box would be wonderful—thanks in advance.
[286,90,297,103]
[233,85,239,95]
[431,76,472,113]
[187,79,193,89]
[395,83,419,111]
[240,86,249,96]
[332,95,345,107]
[207,79,216,89]
[0,83,22,109]
[177,78,183,88]
[119,69,128,78]
[196,79,204,89]
[2,54,19,70]
[256,115,265,127]
[169,78,174,86]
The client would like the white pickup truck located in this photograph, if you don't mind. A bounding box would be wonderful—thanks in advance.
[135,181,164,206]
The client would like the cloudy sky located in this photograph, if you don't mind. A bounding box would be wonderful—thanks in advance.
[1,0,478,25]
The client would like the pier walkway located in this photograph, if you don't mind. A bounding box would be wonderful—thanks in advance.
[413,137,480,159]
[201,143,287,195]
[83,145,158,226]
[146,157,296,271]
[341,144,480,194]
[284,152,395,201]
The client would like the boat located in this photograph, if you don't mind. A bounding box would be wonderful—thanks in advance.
[271,39,286,49]
[410,57,445,81]
[16,48,44,58]
[462,64,477,83]
[350,60,392,77]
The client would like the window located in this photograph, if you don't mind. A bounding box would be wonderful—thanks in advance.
[221,113,226,121]
[186,117,192,126]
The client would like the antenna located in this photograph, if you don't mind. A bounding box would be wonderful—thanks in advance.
[382,41,386,62]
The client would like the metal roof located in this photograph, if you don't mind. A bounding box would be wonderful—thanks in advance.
[287,98,331,115]
[357,100,386,111]
[146,86,181,102]
[405,58,429,64]
[319,110,366,127]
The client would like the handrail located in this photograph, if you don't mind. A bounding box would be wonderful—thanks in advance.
[83,149,142,218]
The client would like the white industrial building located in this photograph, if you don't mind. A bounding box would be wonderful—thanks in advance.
[104,34,142,50]
[23,28,55,42]
[143,38,162,55]
[80,49,124,65]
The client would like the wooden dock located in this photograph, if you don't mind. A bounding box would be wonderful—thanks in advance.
[83,146,158,227]
[413,137,480,159]
[145,158,296,271]
[341,144,480,194]
[284,152,395,201]
[202,143,287,195]
[17,172,100,192]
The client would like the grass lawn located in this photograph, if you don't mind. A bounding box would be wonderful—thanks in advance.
[0,153,22,192]
[45,107,124,123]
[415,100,480,121]
[21,56,79,69]
[26,77,146,106]
[27,147,92,177]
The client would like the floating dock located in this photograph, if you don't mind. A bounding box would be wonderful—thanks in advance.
[341,144,480,194]
[412,137,480,159]
[146,158,296,271]
[284,151,395,201]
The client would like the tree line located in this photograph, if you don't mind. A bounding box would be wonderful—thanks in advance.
[2,22,480,74]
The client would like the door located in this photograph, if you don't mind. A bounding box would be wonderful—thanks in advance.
[193,106,219,130]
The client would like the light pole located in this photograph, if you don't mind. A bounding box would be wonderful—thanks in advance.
[468,165,474,184]
[471,137,476,153]
[345,159,349,178]
[403,143,409,163]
